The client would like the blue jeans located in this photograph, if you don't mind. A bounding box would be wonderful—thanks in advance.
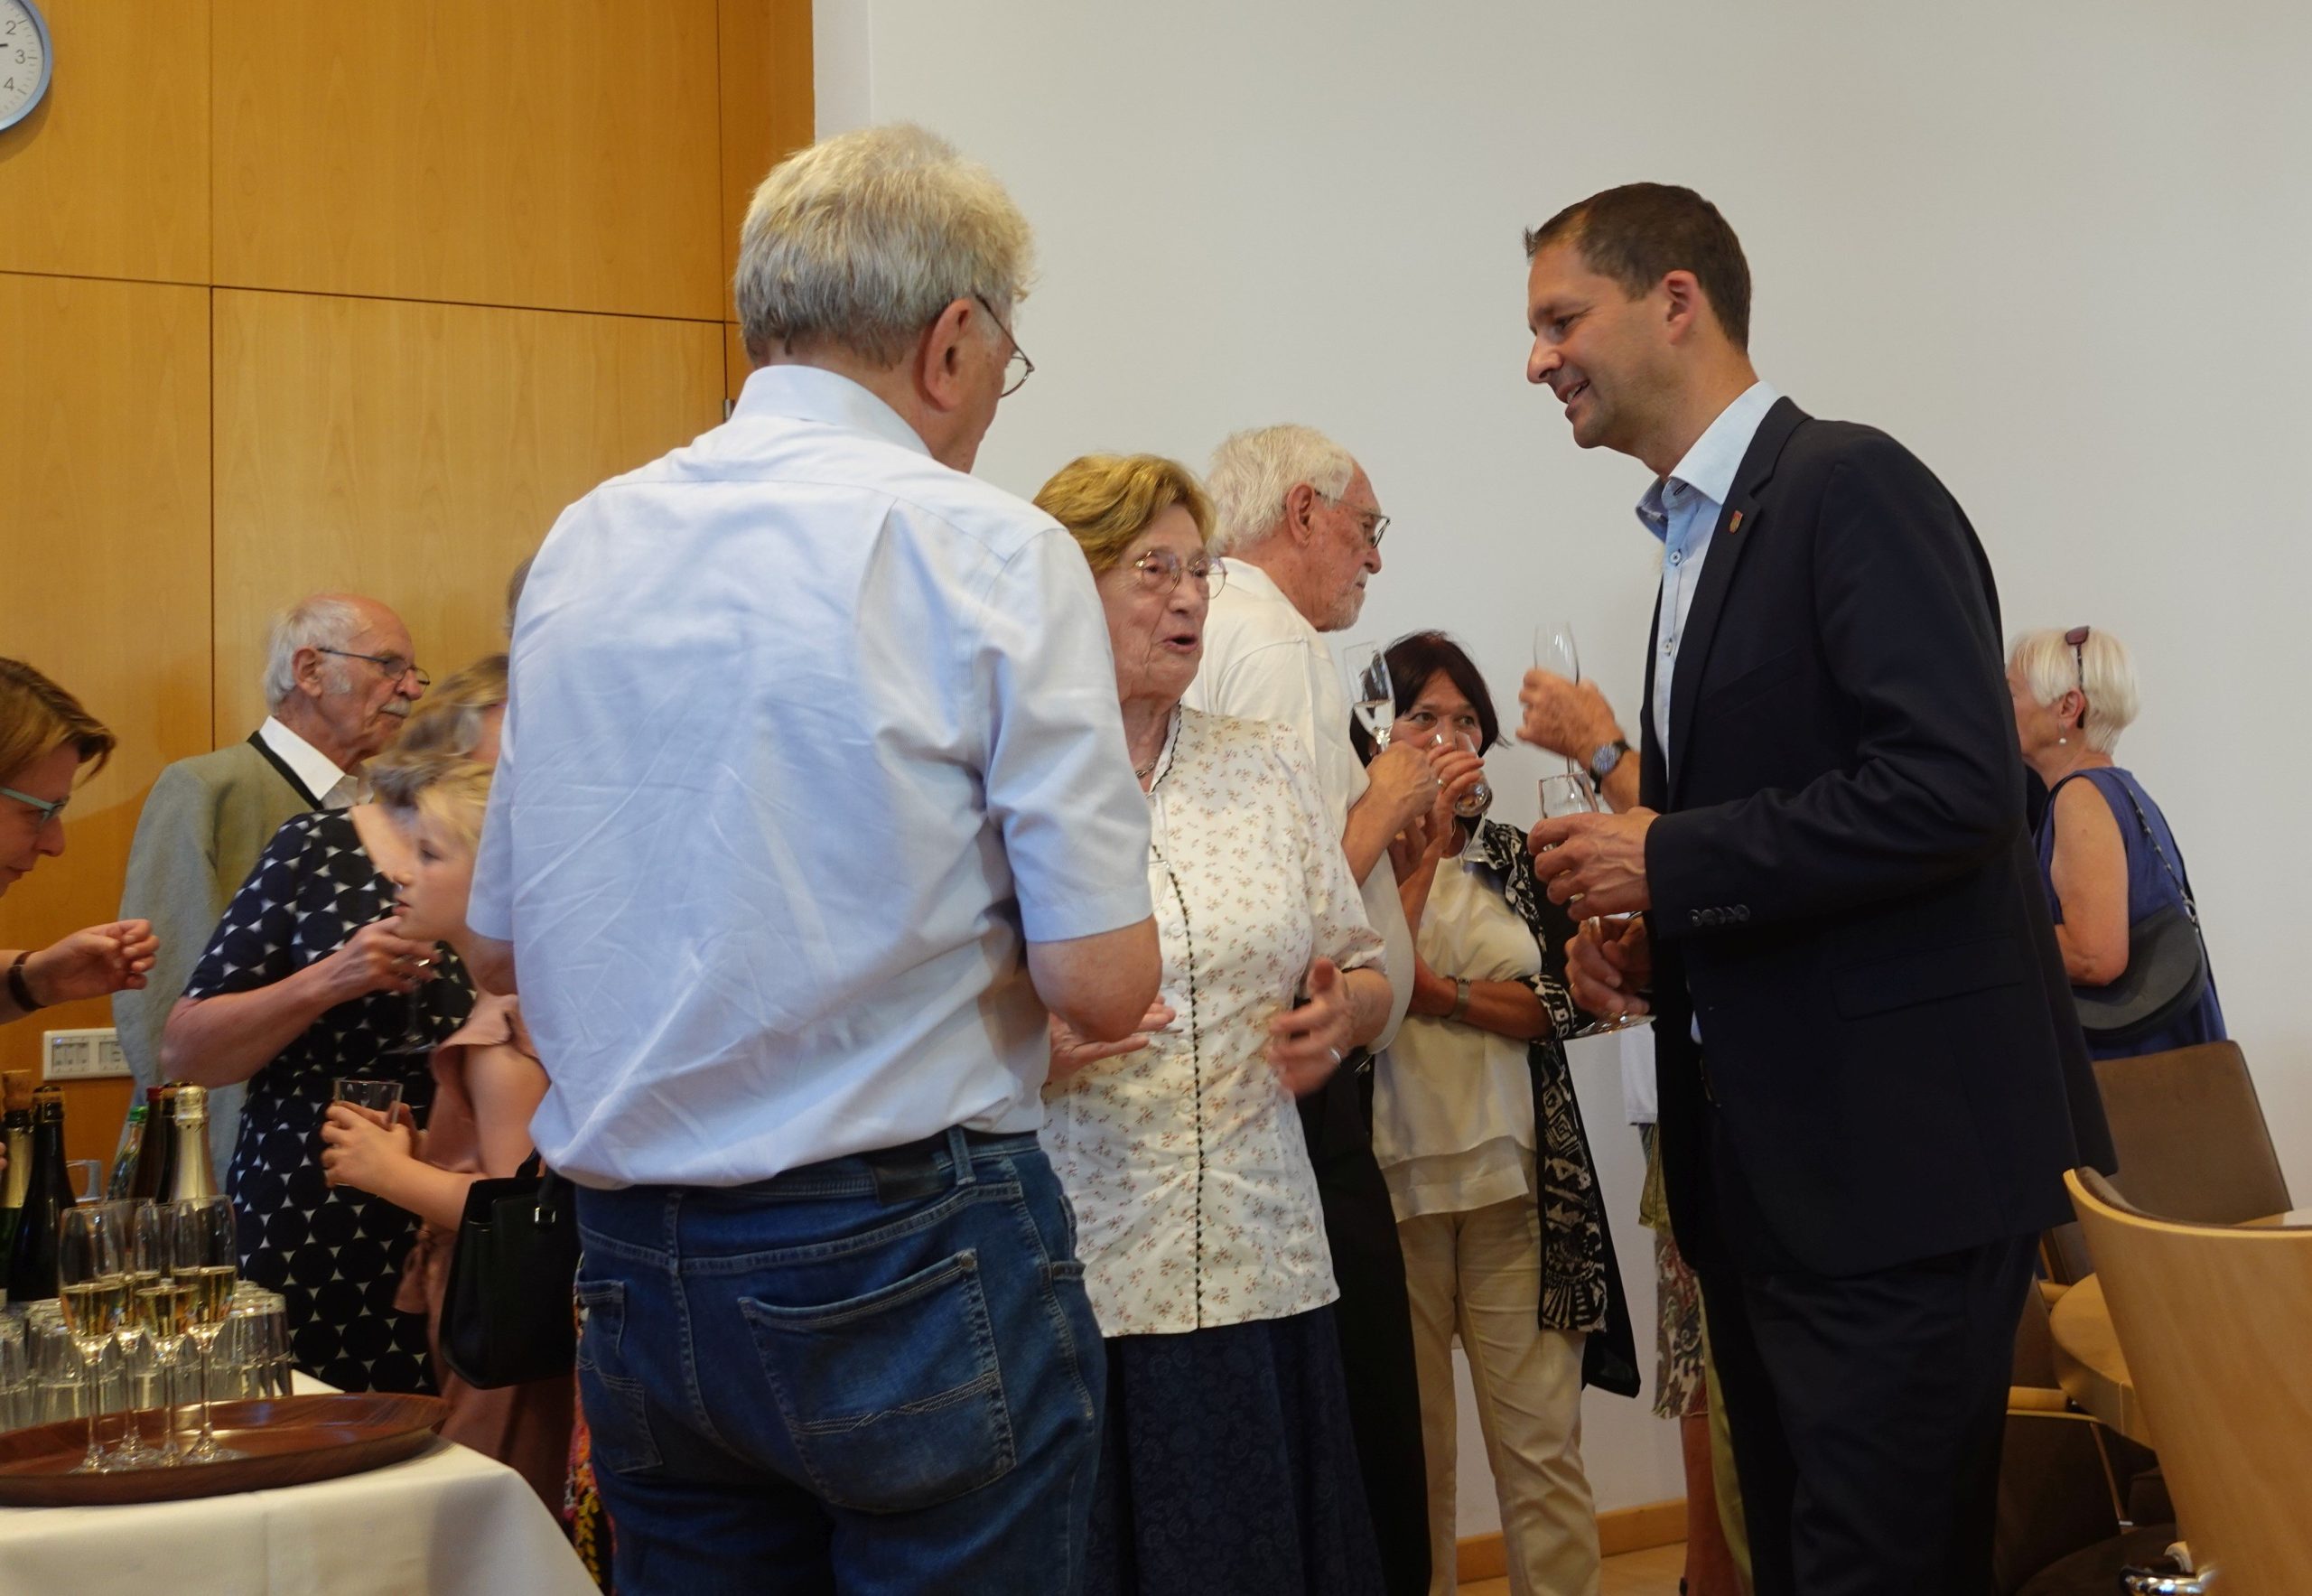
[573,1127,1105,1595]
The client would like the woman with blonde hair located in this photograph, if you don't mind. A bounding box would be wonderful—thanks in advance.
[2008,625,2225,1058]
[0,658,158,1023]
[1034,453,1394,1595]
[318,746,571,1506]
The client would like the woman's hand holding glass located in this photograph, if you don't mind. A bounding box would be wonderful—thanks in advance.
[319,1101,418,1192]
[320,914,437,1006]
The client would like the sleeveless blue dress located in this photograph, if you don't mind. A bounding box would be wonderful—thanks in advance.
[2034,767,2226,1061]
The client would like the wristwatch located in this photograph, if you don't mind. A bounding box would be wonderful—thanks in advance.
[1589,737,1632,787]
[1449,977,1472,1022]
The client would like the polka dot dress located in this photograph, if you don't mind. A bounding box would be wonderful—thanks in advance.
[183,809,474,1394]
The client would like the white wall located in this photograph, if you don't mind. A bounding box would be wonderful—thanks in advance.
[818,0,2312,1531]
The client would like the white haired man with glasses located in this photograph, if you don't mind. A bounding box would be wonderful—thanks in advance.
[462,124,1160,1592]
[116,591,425,1171]
[1185,424,1451,1596]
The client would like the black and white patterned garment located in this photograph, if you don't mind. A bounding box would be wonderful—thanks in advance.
[183,808,473,1394]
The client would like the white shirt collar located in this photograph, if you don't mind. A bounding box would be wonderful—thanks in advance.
[1214,555,1319,639]
[1637,379,1782,536]
[257,717,357,808]
[731,364,933,458]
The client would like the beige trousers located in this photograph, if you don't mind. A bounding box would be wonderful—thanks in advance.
[1399,1198,1602,1596]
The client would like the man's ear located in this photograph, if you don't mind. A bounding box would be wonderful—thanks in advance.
[1282,481,1323,546]
[915,297,977,415]
[1659,270,1707,344]
[292,647,327,696]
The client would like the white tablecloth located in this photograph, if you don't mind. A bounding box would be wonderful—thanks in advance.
[0,1377,595,1596]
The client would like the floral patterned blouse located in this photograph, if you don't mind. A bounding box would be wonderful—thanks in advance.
[1040,707,1384,1336]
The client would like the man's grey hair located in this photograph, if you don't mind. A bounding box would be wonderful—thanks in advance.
[1206,425,1358,555]
[734,124,1035,369]
[262,594,368,707]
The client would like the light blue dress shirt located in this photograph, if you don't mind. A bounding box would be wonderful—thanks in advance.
[1636,380,1781,778]
[471,366,1155,1188]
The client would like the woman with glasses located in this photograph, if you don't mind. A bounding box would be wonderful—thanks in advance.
[0,658,160,1030]
[157,656,508,1392]
[2008,626,2226,1059]
[1350,632,1637,1596]
[1033,453,1395,1596]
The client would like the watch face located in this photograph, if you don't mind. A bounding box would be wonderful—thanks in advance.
[0,0,52,133]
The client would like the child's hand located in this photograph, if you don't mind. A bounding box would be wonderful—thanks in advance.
[319,1101,416,1195]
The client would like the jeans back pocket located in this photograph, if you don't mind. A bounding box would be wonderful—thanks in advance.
[741,1249,1016,1514]
[575,1275,665,1476]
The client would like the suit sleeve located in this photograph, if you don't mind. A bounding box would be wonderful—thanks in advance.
[111,765,225,1090]
[1646,434,2019,938]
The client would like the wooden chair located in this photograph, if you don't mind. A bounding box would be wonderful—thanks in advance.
[2065,1167,2312,1591]
[2044,1041,2291,1286]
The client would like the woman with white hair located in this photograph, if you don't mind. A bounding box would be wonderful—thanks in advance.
[2007,625,2225,1058]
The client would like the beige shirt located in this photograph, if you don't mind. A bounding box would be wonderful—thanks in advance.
[1375,851,1541,1219]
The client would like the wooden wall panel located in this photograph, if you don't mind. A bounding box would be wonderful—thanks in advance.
[718,0,816,306]
[210,290,724,735]
[212,0,725,321]
[0,274,212,1158]
[0,0,209,283]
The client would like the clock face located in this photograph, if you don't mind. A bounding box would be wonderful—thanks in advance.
[0,0,52,134]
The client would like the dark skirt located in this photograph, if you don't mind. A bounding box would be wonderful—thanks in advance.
[1086,1305,1384,1596]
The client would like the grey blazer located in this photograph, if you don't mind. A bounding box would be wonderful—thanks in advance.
[115,735,322,1177]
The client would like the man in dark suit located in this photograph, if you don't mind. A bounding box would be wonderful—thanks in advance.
[1520,184,2113,1595]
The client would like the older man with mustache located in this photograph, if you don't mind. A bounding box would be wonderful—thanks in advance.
[117,592,426,1171]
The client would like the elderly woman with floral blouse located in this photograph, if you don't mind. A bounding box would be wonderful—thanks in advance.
[1034,453,1394,1596]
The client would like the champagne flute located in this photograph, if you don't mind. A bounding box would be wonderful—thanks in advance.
[1534,621,1585,779]
[56,1206,126,1473]
[168,1197,245,1462]
[1535,771,1650,1039]
[1341,641,1394,751]
[127,1201,185,1467]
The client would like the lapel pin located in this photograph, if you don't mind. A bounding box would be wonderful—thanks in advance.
[1728,510,1745,535]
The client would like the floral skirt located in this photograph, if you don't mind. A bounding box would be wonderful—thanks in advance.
[1641,1125,1707,1421]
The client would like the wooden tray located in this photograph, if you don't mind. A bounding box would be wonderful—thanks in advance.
[0,1394,448,1506]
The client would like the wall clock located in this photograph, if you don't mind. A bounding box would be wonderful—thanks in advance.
[0,0,52,134]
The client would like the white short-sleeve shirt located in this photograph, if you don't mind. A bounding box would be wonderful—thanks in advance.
[469,366,1154,1188]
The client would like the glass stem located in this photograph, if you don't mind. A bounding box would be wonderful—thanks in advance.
[196,1339,216,1448]
[81,1356,102,1470]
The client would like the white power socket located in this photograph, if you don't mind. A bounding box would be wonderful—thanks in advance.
[42,1027,130,1081]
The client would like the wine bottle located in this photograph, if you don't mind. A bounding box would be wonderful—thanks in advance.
[126,1086,170,1203]
[160,1085,220,1203]
[106,1103,148,1200]
[5,1086,75,1302]
[0,1071,32,1285]
[144,1085,182,1204]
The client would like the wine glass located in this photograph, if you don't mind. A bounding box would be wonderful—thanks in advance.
[56,1206,126,1473]
[168,1197,245,1462]
[126,1201,185,1467]
[1533,621,1586,779]
[1535,771,1650,1039]
[1341,641,1394,750]
[1448,728,1493,820]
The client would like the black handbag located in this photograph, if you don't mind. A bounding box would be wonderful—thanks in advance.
[439,1153,580,1389]
[2063,775,2211,1045]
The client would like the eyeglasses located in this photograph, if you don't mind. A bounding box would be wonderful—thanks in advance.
[317,648,431,692]
[0,786,68,826]
[1318,491,1390,550]
[973,294,1034,398]
[2064,625,2091,694]
[1133,550,1226,596]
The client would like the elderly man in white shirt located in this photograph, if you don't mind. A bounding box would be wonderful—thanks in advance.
[116,592,424,1171]
[1183,424,1445,1596]
[466,125,1161,1595]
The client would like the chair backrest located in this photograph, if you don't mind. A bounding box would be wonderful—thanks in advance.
[2065,1167,2312,1584]
[2045,1041,2290,1283]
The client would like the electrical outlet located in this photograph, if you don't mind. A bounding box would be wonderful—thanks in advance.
[42,1027,130,1081]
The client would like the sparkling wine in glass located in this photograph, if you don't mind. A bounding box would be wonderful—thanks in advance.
[1342,642,1394,750]
[1534,772,1649,1039]
[125,1201,183,1467]
[56,1206,126,1473]
[169,1197,245,1462]
[1448,729,1493,820]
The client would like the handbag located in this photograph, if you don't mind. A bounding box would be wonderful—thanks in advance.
[2062,774,2210,1045]
[439,1152,580,1388]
